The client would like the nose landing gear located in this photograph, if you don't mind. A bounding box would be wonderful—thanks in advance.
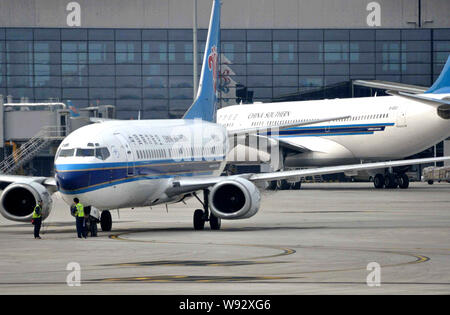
[100,210,112,231]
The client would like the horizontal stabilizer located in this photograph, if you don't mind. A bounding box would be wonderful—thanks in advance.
[353,80,427,94]
[387,90,450,107]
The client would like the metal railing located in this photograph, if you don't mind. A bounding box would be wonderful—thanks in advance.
[0,126,66,174]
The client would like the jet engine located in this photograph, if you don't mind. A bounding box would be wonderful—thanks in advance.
[437,104,450,119]
[0,182,52,222]
[209,177,260,220]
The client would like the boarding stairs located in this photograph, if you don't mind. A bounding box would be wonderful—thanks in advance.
[0,126,66,174]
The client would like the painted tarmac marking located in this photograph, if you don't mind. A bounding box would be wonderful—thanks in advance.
[101,232,432,283]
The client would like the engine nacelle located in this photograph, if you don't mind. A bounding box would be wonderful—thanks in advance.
[0,182,52,222]
[209,177,260,220]
[438,104,450,119]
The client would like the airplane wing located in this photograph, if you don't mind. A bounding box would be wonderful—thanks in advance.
[228,115,350,137]
[0,175,57,193]
[248,156,449,182]
[353,80,427,94]
[169,156,450,195]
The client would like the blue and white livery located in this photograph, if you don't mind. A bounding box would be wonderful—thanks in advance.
[0,0,449,230]
[219,56,450,188]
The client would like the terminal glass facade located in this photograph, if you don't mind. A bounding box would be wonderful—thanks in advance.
[1,28,450,119]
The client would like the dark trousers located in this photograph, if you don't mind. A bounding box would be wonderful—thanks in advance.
[33,218,42,238]
[76,217,86,238]
[89,217,98,237]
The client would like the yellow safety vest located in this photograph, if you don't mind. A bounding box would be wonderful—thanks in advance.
[32,205,42,219]
[76,203,85,217]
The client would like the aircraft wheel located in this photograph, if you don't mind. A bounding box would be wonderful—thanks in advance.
[193,209,205,230]
[277,179,291,190]
[100,210,112,232]
[267,180,277,190]
[209,213,221,230]
[398,174,409,189]
[373,174,384,189]
[384,173,398,189]
[292,181,302,190]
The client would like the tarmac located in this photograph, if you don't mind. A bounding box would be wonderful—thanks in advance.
[0,182,449,295]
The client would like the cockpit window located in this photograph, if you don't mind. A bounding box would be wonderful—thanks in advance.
[58,149,75,157]
[76,148,95,157]
[70,147,110,159]
[95,147,110,160]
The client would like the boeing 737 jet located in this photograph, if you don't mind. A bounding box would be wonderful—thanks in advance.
[0,0,448,231]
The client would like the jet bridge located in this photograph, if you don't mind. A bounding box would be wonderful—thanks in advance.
[0,96,115,176]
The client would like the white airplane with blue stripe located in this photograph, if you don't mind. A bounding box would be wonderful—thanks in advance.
[219,57,450,190]
[0,0,449,231]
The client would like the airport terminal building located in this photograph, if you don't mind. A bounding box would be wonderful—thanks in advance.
[0,0,449,174]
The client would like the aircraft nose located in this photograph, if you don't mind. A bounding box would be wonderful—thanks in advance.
[55,169,90,192]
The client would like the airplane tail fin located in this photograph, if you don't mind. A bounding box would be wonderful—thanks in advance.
[67,100,80,117]
[183,0,221,122]
[425,55,450,94]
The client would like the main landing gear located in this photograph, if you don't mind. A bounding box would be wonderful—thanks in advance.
[192,190,221,231]
[373,173,409,189]
[267,179,302,190]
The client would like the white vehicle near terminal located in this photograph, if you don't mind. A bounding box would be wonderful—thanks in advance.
[0,0,449,231]
[422,166,450,185]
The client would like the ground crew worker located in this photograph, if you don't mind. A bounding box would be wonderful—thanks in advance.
[73,198,87,239]
[32,200,43,239]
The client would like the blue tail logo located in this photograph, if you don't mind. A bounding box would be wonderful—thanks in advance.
[183,0,221,122]
[208,45,219,94]
[425,55,450,94]
[67,100,80,117]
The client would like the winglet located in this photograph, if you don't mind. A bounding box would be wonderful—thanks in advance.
[183,0,221,122]
[425,55,450,94]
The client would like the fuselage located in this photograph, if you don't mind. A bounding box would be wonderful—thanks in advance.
[54,119,228,209]
[218,94,450,167]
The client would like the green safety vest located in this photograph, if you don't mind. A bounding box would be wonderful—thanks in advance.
[32,205,42,219]
[76,203,84,217]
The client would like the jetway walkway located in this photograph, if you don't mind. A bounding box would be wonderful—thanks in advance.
[0,126,66,174]
[0,96,116,176]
